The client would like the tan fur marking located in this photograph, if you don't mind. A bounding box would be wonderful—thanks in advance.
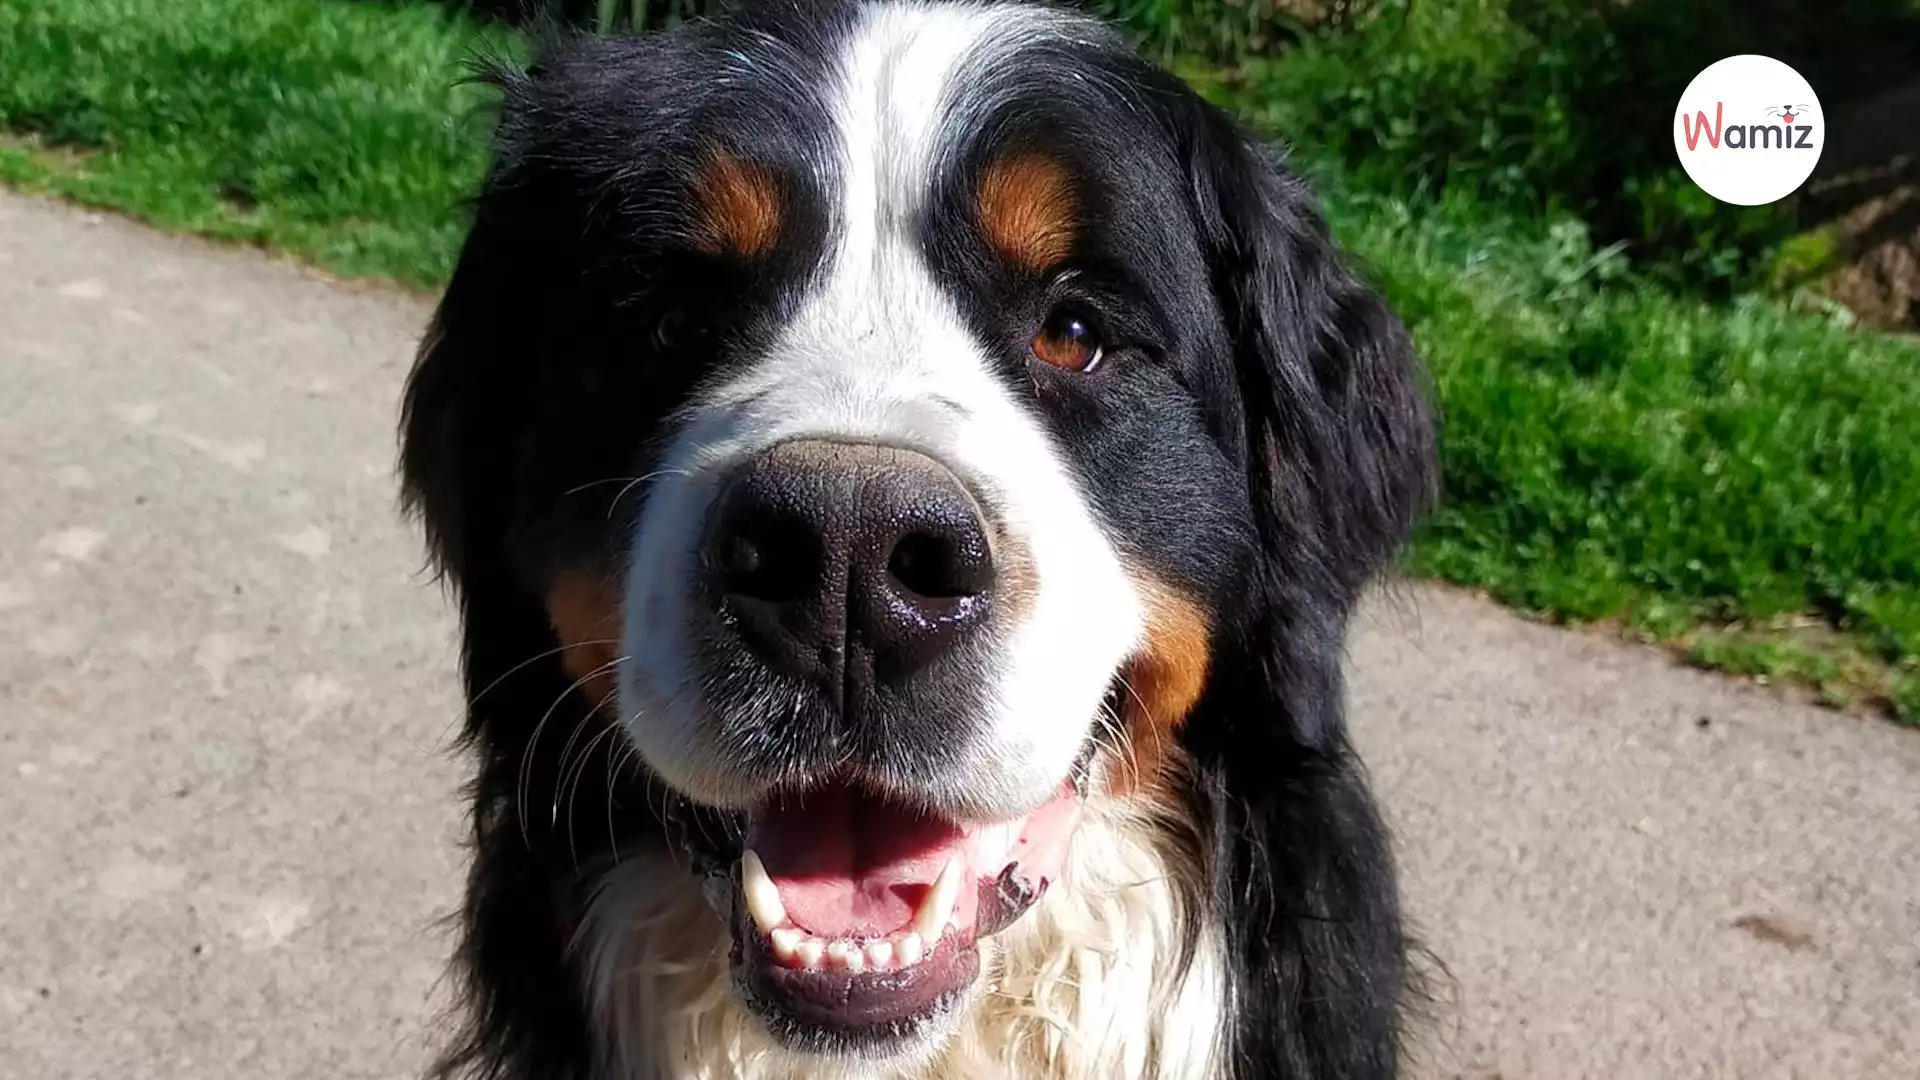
[978,154,1079,274]
[1118,579,1211,795]
[544,570,622,710]
[693,152,783,258]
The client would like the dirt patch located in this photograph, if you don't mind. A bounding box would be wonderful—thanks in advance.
[1805,80,1920,332]
[1731,914,1817,952]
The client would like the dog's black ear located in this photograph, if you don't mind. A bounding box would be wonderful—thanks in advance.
[1185,104,1439,744]
[400,258,486,589]
[1200,126,1439,622]
[402,42,636,585]
[400,56,537,593]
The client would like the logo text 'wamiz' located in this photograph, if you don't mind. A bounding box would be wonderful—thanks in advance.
[1680,102,1818,151]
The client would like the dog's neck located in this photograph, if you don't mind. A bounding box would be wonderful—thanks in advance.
[574,793,1225,1080]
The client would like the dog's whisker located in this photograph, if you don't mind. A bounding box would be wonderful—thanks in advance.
[1094,693,1140,792]
[636,744,694,877]
[551,679,623,816]
[563,469,692,499]
[518,654,626,851]
[604,468,694,521]
[561,724,625,873]
[598,694,637,865]
[549,671,622,812]
[474,638,622,712]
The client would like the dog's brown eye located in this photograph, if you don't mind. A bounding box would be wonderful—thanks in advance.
[1031,307,1104,372]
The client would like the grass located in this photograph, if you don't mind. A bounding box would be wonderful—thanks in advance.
[4,0,1916,721]
[0,0,506,288]
[1319,193,1920,718]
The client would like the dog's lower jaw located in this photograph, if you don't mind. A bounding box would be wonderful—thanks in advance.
[575,791,1226,1080]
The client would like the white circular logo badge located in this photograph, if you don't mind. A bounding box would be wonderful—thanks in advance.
[1673,54,1823,206]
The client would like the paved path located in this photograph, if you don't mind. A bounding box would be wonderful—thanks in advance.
[3,190,1916,1079]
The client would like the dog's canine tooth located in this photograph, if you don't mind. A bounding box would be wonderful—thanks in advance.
[895,931,925,967]
[913,859,962,944]
[740,850,787,933]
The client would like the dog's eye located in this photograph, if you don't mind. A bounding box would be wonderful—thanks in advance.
[1031,307,1104,372]
[652,307,707,353]
[652,309,684,352]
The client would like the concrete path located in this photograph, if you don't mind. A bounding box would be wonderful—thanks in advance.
[3,190,1915,1080]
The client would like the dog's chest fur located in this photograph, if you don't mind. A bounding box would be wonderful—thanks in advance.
[575,796,1224,1080]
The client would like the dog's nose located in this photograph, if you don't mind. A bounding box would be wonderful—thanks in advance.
[702,440,995,691]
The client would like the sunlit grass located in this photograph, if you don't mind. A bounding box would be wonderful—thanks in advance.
[0,0,508,287]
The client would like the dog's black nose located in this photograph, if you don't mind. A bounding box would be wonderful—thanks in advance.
[703,440,995,693]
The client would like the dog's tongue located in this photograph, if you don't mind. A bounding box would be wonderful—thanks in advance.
[745,786,1080,941]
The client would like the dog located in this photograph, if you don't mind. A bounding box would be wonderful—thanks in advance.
[399,2,1439,1077]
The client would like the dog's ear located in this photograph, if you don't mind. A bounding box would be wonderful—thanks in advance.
[1193,113,1439,621]
[400,259,484,589]
[400,58,535,592]
[400,41,627,588]
[1182,105,1439,752]
[400,212,532,595]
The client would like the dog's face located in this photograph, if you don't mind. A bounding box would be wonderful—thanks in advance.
[403,0,1433,1070]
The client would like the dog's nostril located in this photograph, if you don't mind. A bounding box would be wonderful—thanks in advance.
[887,530,991,601]
[715,534,762,579]
[715,515,819,604]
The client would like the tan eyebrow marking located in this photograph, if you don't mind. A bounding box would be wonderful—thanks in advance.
[977,153,1079,274]
[692,151,783,258]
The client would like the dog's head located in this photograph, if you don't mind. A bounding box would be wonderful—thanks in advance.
[403,0,1434,1069]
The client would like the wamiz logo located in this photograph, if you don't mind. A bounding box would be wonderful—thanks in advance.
[1674,55,1824,205]
[1681,102,1818,151]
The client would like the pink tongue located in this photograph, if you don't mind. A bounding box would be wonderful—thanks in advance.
[746,788,964,939]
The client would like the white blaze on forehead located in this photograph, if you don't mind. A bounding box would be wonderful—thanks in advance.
[714,1,1047,430]
[834,3,991,265]
[622,2,1148,815]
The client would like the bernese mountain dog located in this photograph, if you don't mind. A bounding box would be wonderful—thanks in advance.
[398,2,1439,1077]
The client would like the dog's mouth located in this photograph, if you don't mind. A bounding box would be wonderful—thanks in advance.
[669,770,1086,1049]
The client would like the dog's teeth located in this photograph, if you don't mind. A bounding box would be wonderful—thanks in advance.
[895,931,925,967]
[842,944,866,974]
[865,939,894,970]
[913,859,962,944]
[824,940,855,969]
[795,938,825,970]
[740,850,787,934]
[769,927,804,964]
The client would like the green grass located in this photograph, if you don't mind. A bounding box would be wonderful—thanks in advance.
[1322,193,1920,718]
[0,0,506,287]
[4,0,1916,720]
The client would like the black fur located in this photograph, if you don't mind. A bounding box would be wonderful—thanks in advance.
[1185,110,1438,1077]
[400,3,1437,1077]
